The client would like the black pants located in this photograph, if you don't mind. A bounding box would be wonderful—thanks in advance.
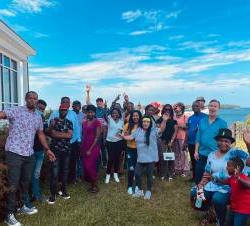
[188,144,196,180]
[126,147,137,188]
[68,142,79,183]
[135,162,154,191]
[5,151,35,215]
[106,140,123,174]
[50,151,70,196]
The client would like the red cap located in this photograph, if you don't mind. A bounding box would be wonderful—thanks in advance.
[59,103,70,110]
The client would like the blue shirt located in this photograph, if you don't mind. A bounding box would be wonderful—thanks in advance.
[187,112,207,144]
[96,107,107,119]
[49,110,81,143]
[196,116,227,156]
[204,148,249,192]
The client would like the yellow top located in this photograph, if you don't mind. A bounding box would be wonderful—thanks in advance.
[123,123,137,149]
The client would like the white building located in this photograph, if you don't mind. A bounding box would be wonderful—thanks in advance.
[0,20,36,110]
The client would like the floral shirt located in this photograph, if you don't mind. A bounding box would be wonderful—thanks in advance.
[4,106,43,156]
[50,117,73,153]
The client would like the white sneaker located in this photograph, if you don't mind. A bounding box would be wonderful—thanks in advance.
[113,173,120,183]
[135,186,139,193]
[18,205,38,215]
[144,190,152,200]
[132,190,144,198]
[127,187,133,195]
[4,214,21,226]
[105,174,111,184]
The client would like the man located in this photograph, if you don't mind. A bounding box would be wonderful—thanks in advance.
[47,103,73,204]
[32,99,48,202]
[0,91,55,226]
[187,101,206,181]
[95,97,108,168]
[49,97,81,184]
[72,100,85,181]
[194,99,227,184]
[196,96,208,114]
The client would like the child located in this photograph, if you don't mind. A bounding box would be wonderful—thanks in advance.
[220,157,250,226]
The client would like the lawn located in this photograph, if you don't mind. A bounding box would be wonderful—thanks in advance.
[0,172,206,226]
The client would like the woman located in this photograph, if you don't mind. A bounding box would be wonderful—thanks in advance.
[105,108,124,184]
[191,128,250,226]
[81,105,101,193]
[122,115,168,200]
[123,110,142,195]
[173,102,189,177]
[157,104,178,181]
[144,104,157,128]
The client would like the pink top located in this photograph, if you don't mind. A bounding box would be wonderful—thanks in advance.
[175,114,188,140]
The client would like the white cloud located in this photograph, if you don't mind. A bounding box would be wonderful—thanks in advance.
[121,10,142,23]
[129,30,153,36]
[169,35,184,40]
[122,9,181,36]
[0,9,16,17]
[12,0,55,13]
[33,32,49,38]
[165,10,182,19]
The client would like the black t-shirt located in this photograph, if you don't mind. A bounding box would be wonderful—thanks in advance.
[157,117,177,143]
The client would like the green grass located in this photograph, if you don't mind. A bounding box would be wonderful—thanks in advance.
[0,174,209,226]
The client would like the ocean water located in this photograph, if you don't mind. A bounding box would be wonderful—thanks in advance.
[219,108,250,126]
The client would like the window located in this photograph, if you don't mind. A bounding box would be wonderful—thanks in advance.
[0,53,19,109]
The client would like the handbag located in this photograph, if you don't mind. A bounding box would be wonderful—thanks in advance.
[163,147,175,161]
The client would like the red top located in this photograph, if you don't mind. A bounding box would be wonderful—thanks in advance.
[226,174,250,214]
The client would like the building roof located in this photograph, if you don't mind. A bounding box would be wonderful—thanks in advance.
[0,19,36,57]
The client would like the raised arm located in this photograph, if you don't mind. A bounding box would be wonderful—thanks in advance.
[86,84,91,105]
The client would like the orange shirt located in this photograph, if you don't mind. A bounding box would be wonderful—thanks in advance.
[123,123,138,149]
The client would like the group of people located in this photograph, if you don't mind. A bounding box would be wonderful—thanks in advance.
[0,89,250,226]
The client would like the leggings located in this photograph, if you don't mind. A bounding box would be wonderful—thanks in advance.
[135,162,154,191]
[106,140,123,174]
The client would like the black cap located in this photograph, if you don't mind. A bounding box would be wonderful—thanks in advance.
[214,128,235,143]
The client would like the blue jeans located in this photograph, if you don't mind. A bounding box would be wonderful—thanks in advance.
[228,211,250,226]
[126,147,137,188]
[195,155,208,185]
[191,187,230,225]
[31,150,45,199]
[50,151,70,196]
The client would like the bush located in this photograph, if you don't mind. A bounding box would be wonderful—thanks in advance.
[0,162,8,221]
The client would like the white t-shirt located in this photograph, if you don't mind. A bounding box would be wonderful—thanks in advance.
[106,115,124,142]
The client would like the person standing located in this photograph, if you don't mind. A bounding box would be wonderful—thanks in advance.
[122,115,168,200]
[72,100,85,182]
[49,97,81,184]
[187,101,206,181]
[47,103,73,204]
[0,91,55,226]
[157,104,177,181]
[196,97,209,114]
[194,99,227,184]
[81,105,101,193]
[105,108,124,184]
[173,102,189,177]
[123,110,142,195]
[32,99,48,202]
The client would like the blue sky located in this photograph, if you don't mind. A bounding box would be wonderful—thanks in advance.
[1,0,250,108]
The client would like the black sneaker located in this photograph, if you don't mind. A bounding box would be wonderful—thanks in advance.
[61,192,70,200]
[47,196,56,205]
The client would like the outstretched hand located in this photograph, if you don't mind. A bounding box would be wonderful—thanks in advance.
[86,84,91,93]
